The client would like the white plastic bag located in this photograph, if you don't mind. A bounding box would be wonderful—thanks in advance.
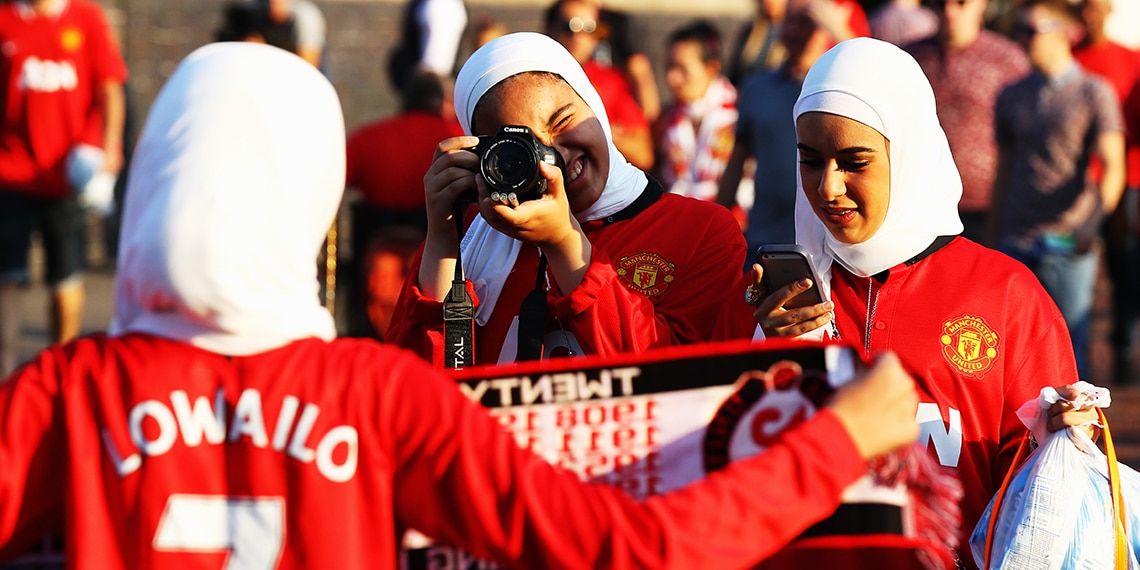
[66,143,117,215]
[969,382,1140,569]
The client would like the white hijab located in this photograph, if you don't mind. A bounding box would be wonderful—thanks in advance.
[453,32,648,324]
[109,42,343,354]
[793,38,963,299]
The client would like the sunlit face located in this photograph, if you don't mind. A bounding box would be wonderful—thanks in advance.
[472,73,610,213]
[1014,5,1071,65]
[551,0,601,65]
[933,0,988,45]
[796,112,891,244]
[664,40,718,105]
[780,0,831,62]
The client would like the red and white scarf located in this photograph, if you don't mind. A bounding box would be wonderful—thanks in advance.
[658,75,738,201]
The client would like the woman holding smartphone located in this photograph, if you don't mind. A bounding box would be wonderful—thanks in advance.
[745,37,1101,568]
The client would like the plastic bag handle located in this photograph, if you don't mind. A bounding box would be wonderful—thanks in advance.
[982,431,1032,569]
[1098,407,1128,570]
[984,412,1128,570]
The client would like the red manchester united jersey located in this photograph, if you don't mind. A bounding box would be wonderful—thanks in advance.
[0,0,128,197]
[828,237,1077,568]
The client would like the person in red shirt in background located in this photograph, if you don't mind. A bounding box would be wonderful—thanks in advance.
[0,0,126,376]
[1123,82,1140,383]
[0,40,934,570]
[1072,0,1140,384]
[544,0,655,171]
[344,71,463,338]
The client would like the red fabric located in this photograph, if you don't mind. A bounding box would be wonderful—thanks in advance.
[1074,41,1140,188]
[583,60,650,135]
[345,110,464,211]
[0,333,869,569]
[839,0,871,39]
[827,237,1077,569]
[760,535,952,570]
[386,193,749,366]
[0,0,127,198]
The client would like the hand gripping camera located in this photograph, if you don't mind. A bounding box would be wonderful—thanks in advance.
[460,125,566,204]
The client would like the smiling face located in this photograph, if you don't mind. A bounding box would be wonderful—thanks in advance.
[472,72,610,213]
[796,111,891,244]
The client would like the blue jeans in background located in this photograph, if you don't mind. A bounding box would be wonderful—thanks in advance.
[1001,235,1099,380]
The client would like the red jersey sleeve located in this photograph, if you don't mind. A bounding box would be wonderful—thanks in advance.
[549,199,749,354]
[0,349,69,560]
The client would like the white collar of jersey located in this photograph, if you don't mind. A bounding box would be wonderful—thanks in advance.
[109,43,342,355]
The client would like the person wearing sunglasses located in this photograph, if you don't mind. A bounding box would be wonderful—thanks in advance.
[991,0,1126,381]
[542,0,655,171]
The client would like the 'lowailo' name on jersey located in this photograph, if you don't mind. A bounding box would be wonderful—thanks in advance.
[100,388,359,483]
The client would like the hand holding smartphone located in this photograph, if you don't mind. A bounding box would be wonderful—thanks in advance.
[755,244,826,310]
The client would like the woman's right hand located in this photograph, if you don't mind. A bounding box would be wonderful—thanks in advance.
[423,136,482,240]
[747,263,836,338]
[418,136,481,301]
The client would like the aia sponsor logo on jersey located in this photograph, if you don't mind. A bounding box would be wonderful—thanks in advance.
[19,56,78,92]
[616,251,674,297]
[939,314,999,375]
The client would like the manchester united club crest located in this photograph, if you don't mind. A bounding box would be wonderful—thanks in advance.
[61,28,84,52]
[617,252,674,297]
[940,315,999,375]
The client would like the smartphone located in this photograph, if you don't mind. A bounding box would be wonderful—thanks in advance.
[755,244,826,310]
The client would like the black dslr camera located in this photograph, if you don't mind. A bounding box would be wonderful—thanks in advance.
[460,125,566,204]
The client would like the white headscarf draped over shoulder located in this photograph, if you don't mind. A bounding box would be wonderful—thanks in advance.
[793,38,963,297]
[109,42,343,354]
[454,32,648,324]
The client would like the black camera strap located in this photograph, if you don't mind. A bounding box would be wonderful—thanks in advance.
[516,253,548,362]
[443,202,475,370]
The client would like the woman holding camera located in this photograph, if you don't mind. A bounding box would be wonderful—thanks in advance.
[386,32,748,366]
[744,37,1101,568]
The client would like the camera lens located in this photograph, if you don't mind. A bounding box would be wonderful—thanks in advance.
[481,138,537,192]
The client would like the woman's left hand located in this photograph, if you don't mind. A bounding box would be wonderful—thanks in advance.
[477,162,579,248]
[479,162,592,293]
[1045,383,1102,441]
